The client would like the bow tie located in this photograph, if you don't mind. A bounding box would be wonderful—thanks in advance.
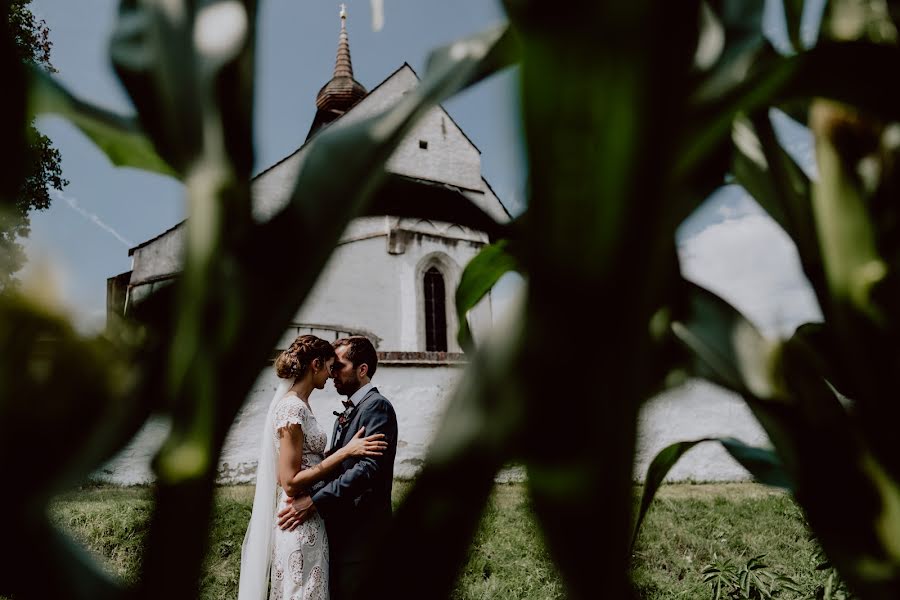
[342,399,355,409]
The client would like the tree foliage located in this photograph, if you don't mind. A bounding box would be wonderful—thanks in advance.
[1,0,67,292]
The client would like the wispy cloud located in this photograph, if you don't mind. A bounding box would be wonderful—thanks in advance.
[52,190,134,248]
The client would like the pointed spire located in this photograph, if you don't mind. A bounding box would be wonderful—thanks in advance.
[315,4,367,117]
[333,4,354,79]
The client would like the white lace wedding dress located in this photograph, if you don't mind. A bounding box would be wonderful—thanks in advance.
[270,394,330,600]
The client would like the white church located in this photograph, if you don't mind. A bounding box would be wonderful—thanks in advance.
[102,10,769,485]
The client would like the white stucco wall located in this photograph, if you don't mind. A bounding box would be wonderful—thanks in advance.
[294,235,399,347]
[338,65,484,193]
[94,363,466,485]
[291,228,487,352]
[218,365,470,481]
[634,379,770,482]
[93,367,770,486]
[131,226,184,284]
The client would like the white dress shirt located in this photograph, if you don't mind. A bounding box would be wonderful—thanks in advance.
[347,381,374,407]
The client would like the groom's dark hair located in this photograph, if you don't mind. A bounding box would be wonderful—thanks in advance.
[334,336,378,378]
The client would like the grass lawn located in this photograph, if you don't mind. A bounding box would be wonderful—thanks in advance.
[38,482,831,599]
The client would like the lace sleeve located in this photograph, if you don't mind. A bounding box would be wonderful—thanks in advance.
[273,396,308,433]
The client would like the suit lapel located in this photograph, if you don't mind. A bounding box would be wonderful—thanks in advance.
[329,417,342,453]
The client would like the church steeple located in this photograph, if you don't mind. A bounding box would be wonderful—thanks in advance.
[314,5,367,121]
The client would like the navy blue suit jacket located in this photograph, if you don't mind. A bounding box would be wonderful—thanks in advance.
[311,386,398,563]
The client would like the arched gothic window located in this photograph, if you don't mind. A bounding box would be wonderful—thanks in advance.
[423,266,448,352]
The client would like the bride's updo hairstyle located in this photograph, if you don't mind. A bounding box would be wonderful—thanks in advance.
[275,334,336,379]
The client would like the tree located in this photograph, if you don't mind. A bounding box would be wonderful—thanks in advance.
[0,0,66,292]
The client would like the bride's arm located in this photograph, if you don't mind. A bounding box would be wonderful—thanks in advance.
[278,426,386,498]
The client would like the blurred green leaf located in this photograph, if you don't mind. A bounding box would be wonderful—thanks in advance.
[680,41,786,182]
[681,40,900,185]
[810,98,886,329]
[671,281,785,401]
[673,0,772,203]
[673,281,900,596]
[783,0,806,51]
[669,281,804,470]
[110,0,203,174]
[455,239,521,352]
[703,0,768,75]
[779,41,900,117]
[719,437,794,489]
[28,66,177,178]
[5,513,124,600]
[790,322,858,397]
[731,114,794,231]
[632,439,705,551]
[731,112,829,313]
[732,113,812,249]
[424,19,520,91]
[105,3,261,598]
[0,294,143,501]
[631,437,791,550]
[508,0,702,596]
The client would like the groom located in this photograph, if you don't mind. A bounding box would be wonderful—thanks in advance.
[277,336,398,600]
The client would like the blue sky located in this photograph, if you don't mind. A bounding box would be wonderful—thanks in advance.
[27,0,824,337]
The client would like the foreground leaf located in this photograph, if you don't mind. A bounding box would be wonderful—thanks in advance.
[681,41,900,184]
[631,437,792,550]
[455,239,521,351]
[782,0,806,51]
[28,66,177,178]
[731,112,828,312]
[671,281,785,401]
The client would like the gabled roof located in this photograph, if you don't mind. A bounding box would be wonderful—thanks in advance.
[129,63,511,256]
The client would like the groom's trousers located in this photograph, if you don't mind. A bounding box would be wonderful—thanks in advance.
[331,560,364,600]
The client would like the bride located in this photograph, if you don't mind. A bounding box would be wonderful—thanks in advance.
[238,334,387,600]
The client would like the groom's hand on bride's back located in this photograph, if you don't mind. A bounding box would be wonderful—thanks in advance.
[277,494,316,531]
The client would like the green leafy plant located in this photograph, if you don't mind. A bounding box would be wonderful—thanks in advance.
[7,0,900,598]
[702,555,804,600]
[703,557,741,600]
[739,555,777,599]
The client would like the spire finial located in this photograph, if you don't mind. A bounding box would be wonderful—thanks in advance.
[313,1,367,124]
[330,3,354,80]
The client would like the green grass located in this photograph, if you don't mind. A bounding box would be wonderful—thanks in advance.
[36,482,832,599]
[631,484,822,599]
[453,483,564,600]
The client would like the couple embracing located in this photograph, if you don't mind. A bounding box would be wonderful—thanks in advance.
[238,335,398,600]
